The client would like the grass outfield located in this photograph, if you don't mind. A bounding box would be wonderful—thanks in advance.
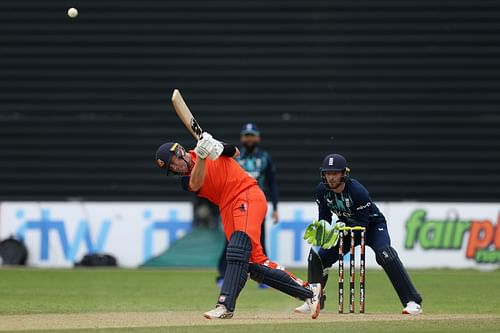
[0,268,499,332]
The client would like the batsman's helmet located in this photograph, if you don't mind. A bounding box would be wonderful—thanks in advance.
[320,153,350,186]
[155,142,185,175]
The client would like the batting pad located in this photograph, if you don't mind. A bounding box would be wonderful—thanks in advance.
[375,246,422,306]
[249,264,313,301]
[308,248,325,285]
[218,231,252,311]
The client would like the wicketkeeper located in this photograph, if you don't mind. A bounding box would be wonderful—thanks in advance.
[295,153,423,315]
[155,133,321,319]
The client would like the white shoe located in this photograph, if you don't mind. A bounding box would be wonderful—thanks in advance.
[294,301,311,314]
[402,301,422,315]
[204,304,234,319]
[306,283,321,319]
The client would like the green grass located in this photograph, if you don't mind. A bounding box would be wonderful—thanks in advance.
[0,268,499,332]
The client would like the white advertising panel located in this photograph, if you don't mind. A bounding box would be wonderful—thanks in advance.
[0,202,192,267]
[1,201,498,269]
[265,202,499,269]
[387,202,499,269]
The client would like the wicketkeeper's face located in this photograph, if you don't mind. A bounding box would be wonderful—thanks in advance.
[324,171,343,189]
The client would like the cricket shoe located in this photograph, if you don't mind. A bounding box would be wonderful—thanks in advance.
[204,304,234,319]
[294,301,311,314]
[306,283,322,319]
[294,293,326,314]
[402,301,422,315]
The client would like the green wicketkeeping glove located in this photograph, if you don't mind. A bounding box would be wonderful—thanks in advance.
[334,221,347,234]
[320,221,347,249]
[304,220,328,246]
[304,219,337,247]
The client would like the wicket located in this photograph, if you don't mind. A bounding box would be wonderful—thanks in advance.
[338,226,366,314]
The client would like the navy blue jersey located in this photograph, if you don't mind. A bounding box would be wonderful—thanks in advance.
[315,178,386,227]
[237,147,279,210]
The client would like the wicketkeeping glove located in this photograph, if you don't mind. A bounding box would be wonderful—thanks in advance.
[333,221,347,235]
[303,219,331,247]
[320,221,347,249]
[303,220,347,249]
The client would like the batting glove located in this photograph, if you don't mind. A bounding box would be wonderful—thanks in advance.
[208,138,224,160]
[200,132,213,141]
[194,132,214,159]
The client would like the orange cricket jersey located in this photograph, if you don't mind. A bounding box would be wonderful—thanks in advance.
[188,151,257,209]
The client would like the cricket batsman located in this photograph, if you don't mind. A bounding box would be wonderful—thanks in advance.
[155,133,321,319]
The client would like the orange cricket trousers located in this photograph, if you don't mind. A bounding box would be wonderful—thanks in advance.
[220,184,268,264]
[219,185,306,286]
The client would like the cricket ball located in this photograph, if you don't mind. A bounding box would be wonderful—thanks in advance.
[67,7,78,19]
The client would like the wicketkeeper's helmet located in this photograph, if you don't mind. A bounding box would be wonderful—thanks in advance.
[320,153,347,172]
[320,153,351,186]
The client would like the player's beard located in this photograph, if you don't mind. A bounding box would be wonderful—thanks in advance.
[243,142,258,153]
[328,179,343,190]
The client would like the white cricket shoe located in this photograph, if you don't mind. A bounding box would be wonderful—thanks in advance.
[402,301,422,315]
[306,283,321,319]
[295,293,326,314]
[204,304,234,319]
[294,301,311,314]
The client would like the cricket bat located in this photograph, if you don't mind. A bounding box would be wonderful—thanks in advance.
[171,89,203,140]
